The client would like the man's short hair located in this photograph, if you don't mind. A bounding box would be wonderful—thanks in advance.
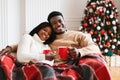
[47,11,63,23]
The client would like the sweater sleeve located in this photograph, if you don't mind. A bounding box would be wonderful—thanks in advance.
[17,34,45,63]
[77,33,101,56]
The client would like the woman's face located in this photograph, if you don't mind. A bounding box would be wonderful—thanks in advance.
[38,26,52,41]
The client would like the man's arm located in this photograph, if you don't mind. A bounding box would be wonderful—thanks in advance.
[0,44,18,56]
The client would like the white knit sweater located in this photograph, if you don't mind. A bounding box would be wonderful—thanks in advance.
[17,33,53,65]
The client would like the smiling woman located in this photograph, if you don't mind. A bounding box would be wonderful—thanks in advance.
[17,22,56,63]
[38,26,52,41]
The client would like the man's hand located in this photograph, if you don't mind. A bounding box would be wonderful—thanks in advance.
[0,46,12,56]
[67,47,79,60]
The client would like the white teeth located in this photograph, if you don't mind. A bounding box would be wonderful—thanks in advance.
[58,27,62,29]
[57,27,65,31]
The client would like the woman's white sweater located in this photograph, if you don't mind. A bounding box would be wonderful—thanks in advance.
[17,33,52,64]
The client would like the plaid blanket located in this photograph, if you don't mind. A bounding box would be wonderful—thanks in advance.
[0,54,111,80]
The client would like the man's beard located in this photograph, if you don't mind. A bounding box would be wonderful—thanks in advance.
[55,31,65,35]
[54,28,67,35]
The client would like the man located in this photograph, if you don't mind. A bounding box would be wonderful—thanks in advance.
[47,11,111,80]
[47,11,101,65]
[0,11,111,80]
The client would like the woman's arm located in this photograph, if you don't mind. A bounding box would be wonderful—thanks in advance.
[17,34,45,63]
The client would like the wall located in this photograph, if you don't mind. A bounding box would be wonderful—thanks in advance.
[0,0,24,49]
[0,0,8,49]
[0,0,120,49]
[114,0,120,21]
[0,0,86,49]
[25,0,86,32]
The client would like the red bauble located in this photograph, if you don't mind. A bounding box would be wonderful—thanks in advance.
[96,37,100,42]
[101,12,105,16]
[112,50,115,52]
[93,24,97,28]
[94,31,98,34]
[83,23,88,27]
[89,31,93,35]
[106,42,111,47]
[108,30,112,34]
[100,29,105,35]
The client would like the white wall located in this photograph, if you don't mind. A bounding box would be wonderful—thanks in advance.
[25,0,85,32]
[0,0,120,49]
[0,0,9,49]
[0,0,24,49]
[7,0,21,45]
[114,0,120,21]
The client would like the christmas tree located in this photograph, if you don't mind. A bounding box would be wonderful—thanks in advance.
[80,0,120,56]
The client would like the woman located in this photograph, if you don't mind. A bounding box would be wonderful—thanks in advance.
[17,22,56,65]
[0,22,57,80]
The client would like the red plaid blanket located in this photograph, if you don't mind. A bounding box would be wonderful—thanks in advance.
[0,54,111,80]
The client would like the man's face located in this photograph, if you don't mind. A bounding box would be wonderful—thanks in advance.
[50,15,66,34]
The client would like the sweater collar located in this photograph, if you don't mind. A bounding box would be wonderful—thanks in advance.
[33,33,45,43]
[56,30,68,39]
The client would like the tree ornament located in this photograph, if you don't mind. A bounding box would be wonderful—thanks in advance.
[79,26,83,31]
[113,26,117,31]
[100,22,104,26]
[98,18,101,21]
[108,51,113,56]
[112,20,116,25]
[93,38,96,42]
[104,7,106,12]
[96,1,99,4]
[97,26,101,30]
[100,29,105,35]
[118,40,120,45]
[89,21,92,24]
[83,23,88,27]
[108,30,112,34]
[93,24,97,28]
[96,37,100,42]
[105,34,108,40]
[113,38,117,42]
[94,31,98,35]
[89,8,94,13]
[106,10,110,14]
[106,42,111,47]
[108,3,112,7]
[106,21,111,25]
[115,8,118,12]
[110,14,113,18]
[91,2,96,8]
[104,49,109,53]
[99,44,103,48]
[89,31,93,35]
[116,19,118,22]
[106,4,108,7]
[112,45,115,49]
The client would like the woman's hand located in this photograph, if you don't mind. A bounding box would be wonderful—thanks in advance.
[0,46,12,56]
[67,47,79,60]
[45,52,56,61]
